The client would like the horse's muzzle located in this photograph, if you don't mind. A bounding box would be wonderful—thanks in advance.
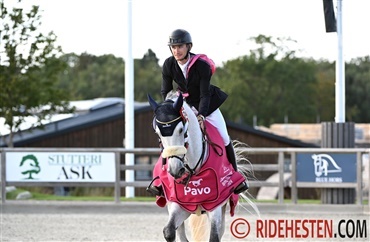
[173,169,193,185]
[170,167,186,180]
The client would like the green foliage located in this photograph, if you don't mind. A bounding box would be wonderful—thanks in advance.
[57,49,162,102]
[58,53,125,99]
[312,60,336,122]
[0,0,73,146]
[6,187,155,201]
[346,56,370,122]
[215,35,318,126]
[134,49,162,101]
[50,34,369,127]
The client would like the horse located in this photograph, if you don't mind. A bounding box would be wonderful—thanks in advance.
[147,91,257,242]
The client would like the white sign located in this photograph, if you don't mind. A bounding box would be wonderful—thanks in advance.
[6,152,116,182]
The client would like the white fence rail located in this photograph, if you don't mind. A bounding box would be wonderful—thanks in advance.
[1,147,369,207]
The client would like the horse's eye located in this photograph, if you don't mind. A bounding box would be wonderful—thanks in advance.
[179,128,183,134]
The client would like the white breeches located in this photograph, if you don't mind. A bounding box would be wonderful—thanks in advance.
[206,108,230,146]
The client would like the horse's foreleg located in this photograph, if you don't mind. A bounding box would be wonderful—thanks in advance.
[164,202,190,242]
[177,222,188,242]
[208,203,227,242]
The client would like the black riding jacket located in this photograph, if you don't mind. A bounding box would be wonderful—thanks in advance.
[161,53,227,117]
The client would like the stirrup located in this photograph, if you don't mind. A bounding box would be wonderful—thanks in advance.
[146,185,163,196]
[146,176,164,196]
[234,181,249,194]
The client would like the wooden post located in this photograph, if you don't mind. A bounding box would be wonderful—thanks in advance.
[321,122,356,204]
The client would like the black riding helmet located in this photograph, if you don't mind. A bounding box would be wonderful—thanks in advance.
[168,29,192,46]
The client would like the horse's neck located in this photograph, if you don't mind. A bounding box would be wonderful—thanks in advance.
[184,107,205,168]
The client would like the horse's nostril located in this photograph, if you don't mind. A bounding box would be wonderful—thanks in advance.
[172,167,185,179]
[179,167,185,176]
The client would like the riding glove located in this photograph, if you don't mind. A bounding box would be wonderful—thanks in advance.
[197,114,205,132]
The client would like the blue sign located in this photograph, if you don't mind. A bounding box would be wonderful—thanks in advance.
[296,153,357,183]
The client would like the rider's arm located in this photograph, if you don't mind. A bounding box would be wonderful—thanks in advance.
[197,60,212,117]
[161,58,174,100]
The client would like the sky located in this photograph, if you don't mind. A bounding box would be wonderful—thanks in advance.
[13,0,370,66]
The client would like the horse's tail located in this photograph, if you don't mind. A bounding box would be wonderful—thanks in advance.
[189,208,209,242]
[233,140,261,217]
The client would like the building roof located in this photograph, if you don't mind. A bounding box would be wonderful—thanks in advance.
[0,98,150,147]
[266,123,370,147]
[227,121,318,147]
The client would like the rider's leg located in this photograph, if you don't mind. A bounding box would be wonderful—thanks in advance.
[206,109,248,194]
[225,141,238,171]
[224,139,248,194]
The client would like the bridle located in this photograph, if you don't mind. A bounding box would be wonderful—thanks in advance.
[153,107,207,185]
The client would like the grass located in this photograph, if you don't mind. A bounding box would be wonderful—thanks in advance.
[6,188,156,202]
[6,188,368,205]
[249,199,322,204]
[248,198,368,205]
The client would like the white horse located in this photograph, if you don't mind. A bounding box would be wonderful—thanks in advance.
[148,92,257,242]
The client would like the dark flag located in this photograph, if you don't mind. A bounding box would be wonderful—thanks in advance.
[323,0,337,32]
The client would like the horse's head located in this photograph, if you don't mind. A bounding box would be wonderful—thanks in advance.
[148,94,190,180]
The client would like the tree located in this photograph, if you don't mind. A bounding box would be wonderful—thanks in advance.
[56,49,162,102]
[214,35,318,126]
[346,56,370,122]
[313,60,335,122]
[134,49,162,102]
[0,0,73,147]
[57,53,125,99]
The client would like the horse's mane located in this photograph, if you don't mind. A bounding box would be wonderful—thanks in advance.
[165,90,178,100]
[165,91,198,124]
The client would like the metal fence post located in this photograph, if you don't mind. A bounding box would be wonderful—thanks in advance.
[1,150,5,203]
[278,151,284,204]
[356,152,363,205]
[291,152,298,204]
[115,152,121,203]
[368,150,370,209]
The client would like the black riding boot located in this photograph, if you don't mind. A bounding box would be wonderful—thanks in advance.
[226,142,249,194]
[226,142,238,171]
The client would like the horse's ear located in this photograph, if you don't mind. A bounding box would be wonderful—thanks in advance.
[147,94,159,111]
[173,95,183,113]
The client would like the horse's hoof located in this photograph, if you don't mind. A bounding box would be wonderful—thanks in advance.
[146,185,164,197]
[234,181,248,194]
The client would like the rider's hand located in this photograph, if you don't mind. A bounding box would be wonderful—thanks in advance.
[197,115,205,132]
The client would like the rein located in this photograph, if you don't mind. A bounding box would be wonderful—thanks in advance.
[175,136,207,186]
[201,125,223,157]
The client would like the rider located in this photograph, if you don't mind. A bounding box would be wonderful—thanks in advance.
[159,29,248,194]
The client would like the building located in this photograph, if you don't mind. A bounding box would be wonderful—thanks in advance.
[1,98,317,197]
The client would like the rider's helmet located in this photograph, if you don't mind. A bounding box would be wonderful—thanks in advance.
[168,29,192,46]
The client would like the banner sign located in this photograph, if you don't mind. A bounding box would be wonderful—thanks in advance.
[6,152,115,182]
[296,153,357,183]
